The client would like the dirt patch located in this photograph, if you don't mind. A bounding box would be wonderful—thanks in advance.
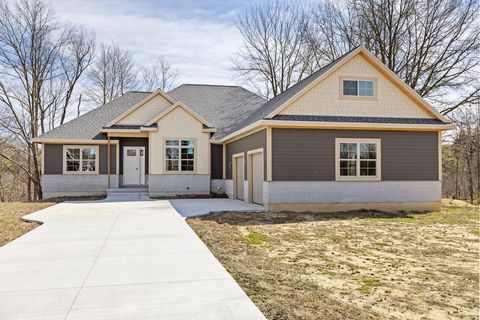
[187,202,480,320]
[0,202,55,246]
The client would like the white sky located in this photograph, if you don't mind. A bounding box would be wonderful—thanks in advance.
[47,0,249,85]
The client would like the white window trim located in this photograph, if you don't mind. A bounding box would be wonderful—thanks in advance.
[335,138,381,181]
[62,145,99,175]
[163,138,197,174]
[339,76,377,100]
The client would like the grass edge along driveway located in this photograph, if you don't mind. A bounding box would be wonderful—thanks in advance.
[187,200,480,320]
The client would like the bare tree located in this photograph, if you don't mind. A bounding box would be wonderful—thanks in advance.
[443,106,480,203]
[87,43,137,106]
[141,56,179,92]
[232,0,312,98]
[0,0,94,200]
[305,0,480,114]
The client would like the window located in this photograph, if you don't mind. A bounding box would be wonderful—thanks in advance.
[165,139,195,172]
[342,79,374,97]
[64,146,98,174]
[336,139,381,180]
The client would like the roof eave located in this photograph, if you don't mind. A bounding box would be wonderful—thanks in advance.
[32,138,119,144]
[214,119,455,143]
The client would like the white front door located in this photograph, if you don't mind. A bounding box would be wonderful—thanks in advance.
[123,146,145,185]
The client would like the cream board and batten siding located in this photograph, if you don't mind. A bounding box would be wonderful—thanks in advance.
[279,54,433,119]
[148,106,210,175]
[117,94,172,125]
[148,106,211,195]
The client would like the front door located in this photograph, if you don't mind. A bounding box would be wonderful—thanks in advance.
[123,146,145,185]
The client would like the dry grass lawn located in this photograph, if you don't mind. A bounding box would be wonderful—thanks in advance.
[187,200,480,320]
[0,202,55,246]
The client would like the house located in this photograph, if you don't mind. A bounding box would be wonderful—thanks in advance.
[33,47,454,212]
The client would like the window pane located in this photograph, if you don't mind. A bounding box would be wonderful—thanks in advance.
[181,140,195,146]
[166,140,179,146]
[181,160,194,171]
[66,160,80,172]
[181,147,195,160]
[66,148,80,160]
[343,80,358,96]
[360,143,377,159]
[359,81,374,96]
[340,143,357,159]
[166,147,179,159]
[340,160,356,176]
[82,148,96,160]
[82,160,96,172]
[166,160,179,171]
[360,160,376,176]
[127,149,136,156]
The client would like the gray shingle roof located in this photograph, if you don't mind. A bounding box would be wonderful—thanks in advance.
[167,84,266,138]
[271,115,447,125]
[37,47,447,142]
[37,85,265,141]
[38,92,150,140]
[213,48,357,139]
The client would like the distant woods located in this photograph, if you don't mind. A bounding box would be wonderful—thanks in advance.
[443,105,480,204]
[0,0,179,201]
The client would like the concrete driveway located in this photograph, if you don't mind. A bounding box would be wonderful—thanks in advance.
[0,199,266,320]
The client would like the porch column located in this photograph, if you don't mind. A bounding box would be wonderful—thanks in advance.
[107,136,111,188]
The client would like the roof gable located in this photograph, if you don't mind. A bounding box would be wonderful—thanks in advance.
[269,47,448,122]
[106,90,175,127]
[278,53,433,119]
[145,101,214,128]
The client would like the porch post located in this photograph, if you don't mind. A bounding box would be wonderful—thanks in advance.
[107,136,111,188]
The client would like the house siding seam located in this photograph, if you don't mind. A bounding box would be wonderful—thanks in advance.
[43,144,116,175]
[225,129,267,180]
[272,128,438,181]
[210,144,223,179]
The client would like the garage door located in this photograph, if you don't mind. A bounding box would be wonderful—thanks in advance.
[251,152,263,204]
[235,156,244,200]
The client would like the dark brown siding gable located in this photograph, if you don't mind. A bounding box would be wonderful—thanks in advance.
[272,129,438,181]
[43,143,116,175]
[210,144,223,179]
[225,129,267,180]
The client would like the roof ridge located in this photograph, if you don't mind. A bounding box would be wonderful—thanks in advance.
[124,90,153,94]
[181,83,240,88]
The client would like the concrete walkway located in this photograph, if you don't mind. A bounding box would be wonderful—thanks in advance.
[0,199,266,320]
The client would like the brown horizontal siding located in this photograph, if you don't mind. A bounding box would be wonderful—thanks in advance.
[43,144,63,174]
[226,129,266,180]
[210,144,223,179]
[272,128,438,181]
[119,138,148,175]
[99,145,116,174]
[43,144,116,174]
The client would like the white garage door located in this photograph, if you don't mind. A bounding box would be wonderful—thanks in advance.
[235,156,244,200]
[251,152,263,204]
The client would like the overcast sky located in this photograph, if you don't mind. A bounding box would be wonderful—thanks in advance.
[47,0,255,85]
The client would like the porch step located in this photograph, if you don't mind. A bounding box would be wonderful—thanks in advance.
[107,188,148,194]
[106,188,149,201]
